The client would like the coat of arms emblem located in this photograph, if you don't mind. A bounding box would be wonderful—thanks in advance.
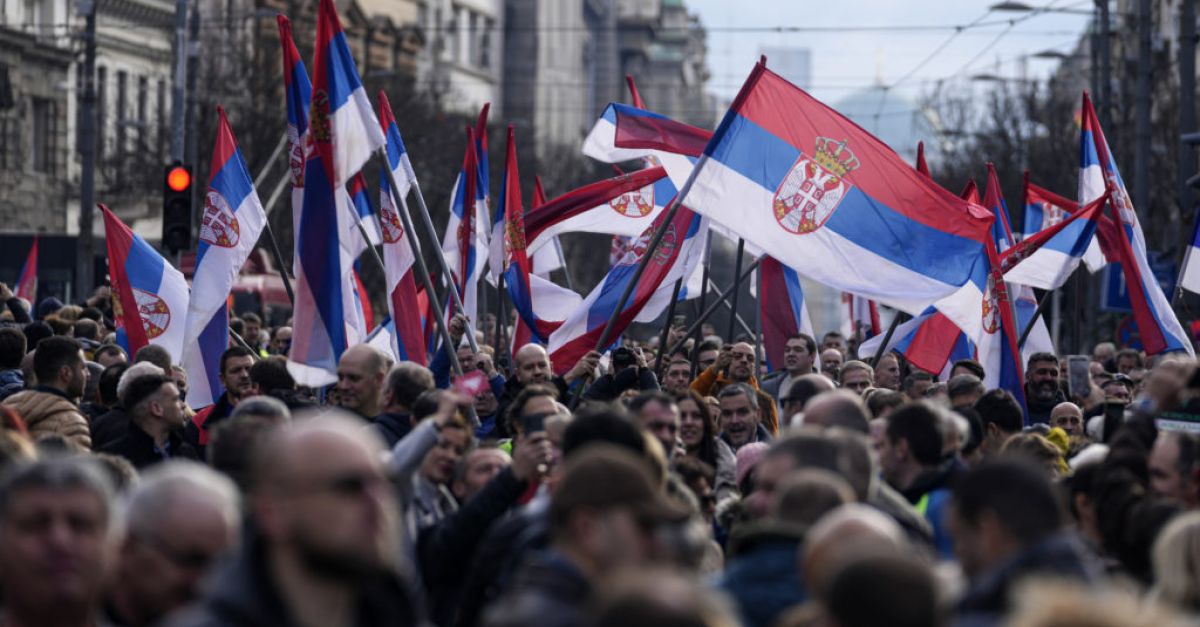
[380,199,405,244]
[773,137,861,234]
[610,187,655,218]
[199,191,241,248]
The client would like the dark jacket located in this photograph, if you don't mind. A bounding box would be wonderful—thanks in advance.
[455,496,551,627]
[582,366,658,402]
[1024,387,1067,425]
[714,522,808,627]
[371,411,412,448]
[0,368,23,401]
[169,525,426,627]
[98,420,198,469]
[186,392,236,459]
[957,532,1101,625]
[900,460,962,559]
[479,550,590,627]
[419,467,529,626]
[91,406,129,450]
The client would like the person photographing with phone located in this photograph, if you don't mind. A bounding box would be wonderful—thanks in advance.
[583,345,660,402]
[691,342,780,436]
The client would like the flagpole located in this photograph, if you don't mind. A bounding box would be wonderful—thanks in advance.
[754,261,763,375]
[378,157,468,382]
[869,311,908,367]
[592,154,710,354]
[726,237,745,340]
[229,329,263,360]
[554,238,575,291]
[1018,289,1054,349]
[667,258,763,357]
[405,177,481,355]
[253,132,288,189]
[496,275,509,363]
[705,278,756,338]
[655,278,684,379]
[255,171,296,307]
[690,232,712,378]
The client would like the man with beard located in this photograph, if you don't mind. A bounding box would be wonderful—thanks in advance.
[1024,352,1066,425]
[187,346,257,457]
[105,462,241,627]
[3,336,91,449]
[718,383,770,451]
[693,342,780,435]
[172,413,424,627]
[761,333,817,406]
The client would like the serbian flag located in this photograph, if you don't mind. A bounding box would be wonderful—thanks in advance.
[975,242,1029,417]
[524,167,669,254]
[14,236,36,303]
[682,60,994,338]
[983,164,1015,252]
[277,14,310,264]
[760,256,816,371]
[842,293,881,340]
[101,205,188,362]
[343,174,380,340]
[1023,175,1076,238]
[379,91,417,201]
[860,308,972,380]
[377,171,426,364]
[1180,215,1200,296]
[441,128,489,322]
[288,0,385,385]
[1079,93,1193,356]
[500,127,581,345]
[180,107,267,408]
[1003,192,1108,290]
[548,205,708,375]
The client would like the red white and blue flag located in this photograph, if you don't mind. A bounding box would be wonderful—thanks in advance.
[1022,176,1075,239]
[376,93,426,364]
[1180,215,1200,296]
[1079,93,1193,356]
[841,293,881,340]
[499,127,580,345]
[529,176,564,278]
[14,236,36,304]
[101,205,188,362]
[548,205,708,375]
[1004,191,1108,290]
[181,107,267,408]
[440,127,489,324]
[287,0,386,385]
[682,61,994,338]
[760,255,816,372]
[343,173,380,340]
[523,166,669,254]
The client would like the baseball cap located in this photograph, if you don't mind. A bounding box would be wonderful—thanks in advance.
[551,444,690,527]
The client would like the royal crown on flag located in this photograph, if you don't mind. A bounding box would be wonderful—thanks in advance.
[200,191,241,247]
[981,272,1001,334]
[610,187,655,218]
[774,137,862,235]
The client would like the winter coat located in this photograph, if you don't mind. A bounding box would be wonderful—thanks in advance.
[0,368,24,401]
[479,550,590,627]
[714,522,809,627]
[691,366,780,435]
[371,411,413,448]
[98,420,198,469]
[91,406,130,450]
[3,387,90,450]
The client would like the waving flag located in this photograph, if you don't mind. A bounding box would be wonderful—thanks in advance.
[14,236,36,303]
[181,107,267,408]
[440,128,488,323]
[523,167,669,254]
[983,164,1015,252]
[760,256,816,371]
[277,14,309,236]
[684,61,993,337]
[1003,192,1108,290]
[842,292,881,340]
[548,206,708,375]
[378,92,416,200]
[101,205,188,362]
[1023,176,1076,238]
[979,243,1028,416]
[377,171,426,364]
[1080,93,1193,356]
[915,141,930,178]
[288,0,385,385]
[529,176,564,277]
[1180,216,1200,296]
[499,127,581,345]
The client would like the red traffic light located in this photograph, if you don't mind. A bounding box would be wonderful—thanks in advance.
[166,166,192,192]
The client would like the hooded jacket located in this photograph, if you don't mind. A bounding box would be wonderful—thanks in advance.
[3,386,90,450]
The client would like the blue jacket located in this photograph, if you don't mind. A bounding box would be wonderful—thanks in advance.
[0,368,23,402]
[714,522,807,627]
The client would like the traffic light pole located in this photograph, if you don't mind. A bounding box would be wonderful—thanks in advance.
[76,0,97,302]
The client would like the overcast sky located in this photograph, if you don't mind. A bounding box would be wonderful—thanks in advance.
[686,0,1094,107]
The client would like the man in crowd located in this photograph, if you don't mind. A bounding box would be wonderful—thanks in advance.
[90,362,162,449]
[695,340,720,373]
[451,445,512,503]
[719,383,770,451]
[482,445,688,627]
[269,326,292,355]
[948,374,986,409]
[188,346,256,456]
[95,344,129,368]
[821,331,847,355]
[1114,348,1143,375]
[3,336,90,449]
[972,389,1024,458]
[1025,352,1067,425]
[629,391,680,460]
[839,360,875,395]
[902,371,935,401]
[105,462,242,627]
[499,344,597,421]
[693,342,779,434]
[0,457,116,627]
[761,333,817,405]
[873,353,902,392]
[661,357,694,394]
[241,312,265,353]
[99,373,197,468]
[1050,402,1086,439]
[371,362,435,448]
[820,348,844,383]
[174,414,424,626]
[336,344,391,421]
[878,403,958,556]
[1148,430,1199,508]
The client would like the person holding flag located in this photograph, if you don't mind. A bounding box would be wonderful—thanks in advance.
[180,107,267,411]
[14,236,36,305]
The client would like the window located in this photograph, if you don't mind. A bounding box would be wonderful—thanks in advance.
[30,97,57,174]
[137,75,147,150]
[446,10,459,62]
[480,18,492,69]
[467,11,478,66]
[115,70,126,155]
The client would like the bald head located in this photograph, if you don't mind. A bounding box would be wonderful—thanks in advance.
[727,342,757,382]
[803,390,871,433]
[802,503,908,597]
[1049,401,1084,438]
[515,343,553,385]
[336,345,390,418]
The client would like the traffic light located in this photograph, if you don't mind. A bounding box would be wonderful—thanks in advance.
[162,162,193,254]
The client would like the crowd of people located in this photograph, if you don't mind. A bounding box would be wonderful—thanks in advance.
[3,282,1200,627]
